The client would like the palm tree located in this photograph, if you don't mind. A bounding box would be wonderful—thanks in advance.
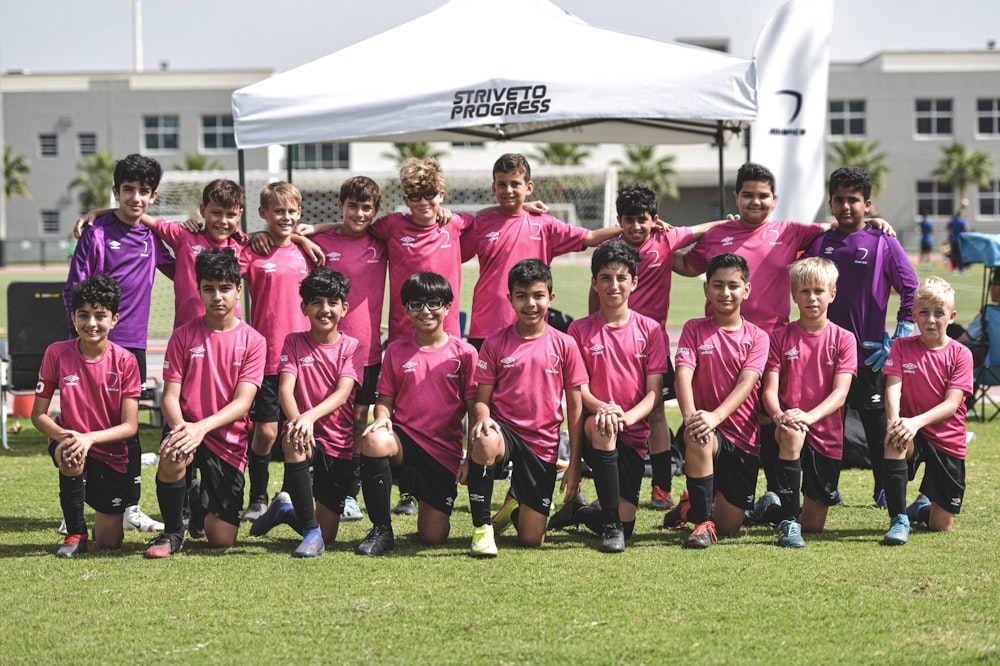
[3,145,32,200]
[172,153,223,171]
[828,139,890,200]
[69,151,116,213]
[380,142,448,167]
[611,145,679,202]
[932,141,994,205]
[528,143,591,166]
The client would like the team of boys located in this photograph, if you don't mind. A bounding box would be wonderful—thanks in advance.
[36,152,971,559]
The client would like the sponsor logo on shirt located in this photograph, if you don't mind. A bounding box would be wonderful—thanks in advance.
[438,229,452,249]
[677,346,691,358]
[63,374,80,387]
[902,362,918,375]
[698,344,714,356]
[106,372,120,392]
[403,361,418,374]
[827,345,838,366]
[190,346,206,358]
[262,262,278,273]
[589,344,604,356]
[634,337,647,359]
[300,355,315,367]
[855,248,870,265]
[529,221,542,241]
[400,236,416,248]
[365,248,380,264]
[766,228,783,246]
[647,249,662,268]
[545,353,561,375]
[447,358,461,378]
[500,356,517,369]
[109,241,121,250]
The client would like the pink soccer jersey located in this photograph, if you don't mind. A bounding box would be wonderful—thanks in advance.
[239,243,312,374]
[313,230,387,366]
[569,311,669,457]
[162,318,266,471]
[36,340,141,474]
[622,226,694,327]
[370,212,471,343]
[377,335,478,474]
[684,219,824,333]
[476,324,588,464]
[884,336,973,459]
[465,211,589,339]
[151,219,244,328]
[766,321,858,459]
[674,316,770,455]
[277,331,364,460]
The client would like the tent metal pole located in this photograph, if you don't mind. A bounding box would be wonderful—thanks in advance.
[286,145,293,183]
[238,149,247,233]
[717,121,725,217]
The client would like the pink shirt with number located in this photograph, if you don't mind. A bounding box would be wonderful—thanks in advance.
[162,318,266,471]
[312,230,387,366]
[674,316,769,455]
[569,311,669,457]
[766,321,857,459]
[476,324,588,464]
[684,219,823,333]
[277,331,364,460]
[36,340,141,474]
[884,336,973,459]
[377,335,478,474]
[239,243,312,374]
[464,211,589,339]
[618,226,694,327]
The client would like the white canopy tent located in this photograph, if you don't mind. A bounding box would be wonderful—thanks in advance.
[231,0,758,210]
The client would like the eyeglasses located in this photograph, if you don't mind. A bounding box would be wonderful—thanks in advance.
[404,191,440,202]
[405,299,446,312]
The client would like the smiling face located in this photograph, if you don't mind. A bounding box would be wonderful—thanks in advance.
[403,189,443,226]
[508,279,553,334]
[259,196,301,244]
[302,295,347,340]
[704,266,750,319]
[829,186,871,233]
[913,297,956,348]
[618,212,656,247]
[113,179,158,226]
[73,302,118,346]
[338,197,379,237]
[404,297,450,338]
[734,180,777,227]
[492,169,534,216]
[200,201,243,243]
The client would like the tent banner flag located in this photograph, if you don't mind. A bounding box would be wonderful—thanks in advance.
[750,0,833,224]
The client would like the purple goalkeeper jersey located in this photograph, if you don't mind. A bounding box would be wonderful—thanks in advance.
[805,227,918,349]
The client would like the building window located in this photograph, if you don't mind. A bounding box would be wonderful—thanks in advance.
[144,115,179,151]
[201,114,235,150]
[916,180,954,217]
[981,181,1000,217]
[41,210,60,235]
[915,99,953,136]
[78,133,97,156]
[977,98,1000,136]
[39,133,57,157]
[828,100,866,136]
[290,143,349,169]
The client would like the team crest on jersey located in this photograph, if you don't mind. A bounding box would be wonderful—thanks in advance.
[262,262,278,273]
[500,356,517,369]
[190,346,206,358]
[109,241,121,250]
[698,344,714,355]
[402,361,418,374]
[63,374,80,387]
[327,251,342,262]
[785,349,800,361]
[486,231,501,243]
[589,344,604,356]
[300,355,315,367]
[400,236,416,247]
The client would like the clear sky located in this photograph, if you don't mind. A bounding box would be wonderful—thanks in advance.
[0,0,996,75]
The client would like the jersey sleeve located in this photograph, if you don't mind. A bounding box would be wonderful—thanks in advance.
[742,326,770,375]
[765,328,784,374]
[239,332,267,387]
[375,343,400,398]
[63,225,102,329]
[544,215,589,256]
[277,334,299,378]
[162,330,186,385]
[460,343,480,401]
[835,328,858,377]
[674,320,699,370]
[36,346,59,399]
[883,342,903,379]
[950,343,974,395]
[119,350,142,399]
[561,335,588,389]
[884,236,920,323]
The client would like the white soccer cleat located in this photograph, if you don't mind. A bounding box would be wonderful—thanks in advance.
[123,505,165,532]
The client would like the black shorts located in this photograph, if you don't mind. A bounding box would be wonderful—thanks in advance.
[583,439,644,507]
[49,441,129,515]
[920,241,933,253]
[356,363,381,406]
[847,366,886,412]
[194,445,245,526]
[910,434,965,515]
[467,338,485,352]
[497,421,557,516]
[678,426,759,510]
[801,444,842,506]
[250,374,284,423]
[397,427,458,515]
[124,347,147,384]
[661,358,676,402]
[312,451,354,514]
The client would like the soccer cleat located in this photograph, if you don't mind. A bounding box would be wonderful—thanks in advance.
[745,492,781,527]
[600,522,626,553]
[777,519,806,548]
[662,490,690,529]
[883,514,911,546]
[392,493,418,516]
[650,485,674,511]
[547,495,585,532]
[356,524,394,556]
[242,495,269,523]
[873,489,888,509]
[56,534,90,558]
[832,489,844,505]
[470,523,498,558]
[905,495,932,526]
[144,532,184,559]
[492,495,519,534]
[249,491,294,537]
[292,528,325,558]
[341,496,364,522]
[684,521,718,549]
[123,505,165,533]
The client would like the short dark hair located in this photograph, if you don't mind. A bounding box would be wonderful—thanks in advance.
[195,248,241,285]
[203,179,245,210]
[71,274,121,314]
[591,239,639,279]
[735,162,775,194]
[113,153,162,191]
[828,166,872,200]
[339,176,382,209]
[508,258,552,293]
[300,267,350,303]
[493,153,532,182]
[616,184,658,218]
[705,252,750,283]
[400,271,453,305]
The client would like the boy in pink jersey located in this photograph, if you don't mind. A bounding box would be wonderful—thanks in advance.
[33,275,141,557]
[551,240,667,553]
[355,272,478,556]
[762,258,857,548]
[249,268,364,557]
[464,153,620,350]
[145,249,266,558]
[670,253,769,548]
[881,277,973,546]
[462,259,587,558]
[241,182,314,522]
